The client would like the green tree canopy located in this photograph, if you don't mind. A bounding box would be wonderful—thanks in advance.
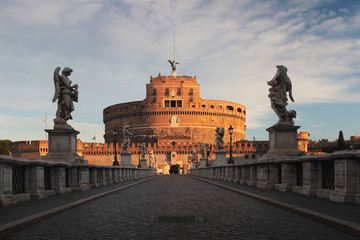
[0,140,12,155]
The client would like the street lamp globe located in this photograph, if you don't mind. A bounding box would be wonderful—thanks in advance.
[228,125,234,164]
[228,125,234,135]
[112,127,119,166]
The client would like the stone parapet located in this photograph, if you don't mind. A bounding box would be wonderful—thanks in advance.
[189,150,360,205]
[0,155,157,207]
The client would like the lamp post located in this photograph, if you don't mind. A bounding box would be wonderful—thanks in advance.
[228,125,234,164]
[113,127,119,166]
[138,147,141,168]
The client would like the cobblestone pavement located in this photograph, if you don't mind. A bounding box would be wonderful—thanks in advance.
[4,175,357,240]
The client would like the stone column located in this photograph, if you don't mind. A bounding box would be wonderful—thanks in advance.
[275,163,296,192]
[330,159,357,203]
[97,168,106,186]
[0,163,16,206]
[54,166,67,194]
[234,166,241,183]
[248,166,257,186]
[211,168,215,179]
[229,166,235,182]
[300,161,319,196]
[241,166,249,184]
[67,168,79,190]
[27,166,46,199]
[78,167,90,190]
[89,167,98,187]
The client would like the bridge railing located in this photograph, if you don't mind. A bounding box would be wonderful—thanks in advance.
[0,155,156,207]
[189,150,360,205]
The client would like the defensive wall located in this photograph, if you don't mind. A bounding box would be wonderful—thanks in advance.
[10,133,309,174]
[0,154,156,207]
[190,150,360,205]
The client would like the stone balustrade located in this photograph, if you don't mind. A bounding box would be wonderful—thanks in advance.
[189,150,360,205]
[0,155,157,207]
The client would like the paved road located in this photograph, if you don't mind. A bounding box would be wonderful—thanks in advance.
[4,175,357,239]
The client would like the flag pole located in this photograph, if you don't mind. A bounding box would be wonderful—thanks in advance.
[44,112,47,140]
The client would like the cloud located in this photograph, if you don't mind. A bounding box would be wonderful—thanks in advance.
[0,0,359,142]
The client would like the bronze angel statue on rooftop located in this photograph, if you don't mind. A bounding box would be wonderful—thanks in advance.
[52,67,79,128]
[267,65,296,126]
[168,59,179,72]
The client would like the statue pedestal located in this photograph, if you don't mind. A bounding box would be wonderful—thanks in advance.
[43,128,87,164]
[199,157,207,167]
[213,150,227,166]
[266,125,302,157]
[139,158,148,168]
[120,151,135,168]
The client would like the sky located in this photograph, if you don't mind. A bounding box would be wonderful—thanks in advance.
[0,0,359,143]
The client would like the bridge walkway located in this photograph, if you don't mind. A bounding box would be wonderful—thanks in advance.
[1,175,359,239]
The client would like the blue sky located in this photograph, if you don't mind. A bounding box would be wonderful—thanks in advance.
[0,0,359,143]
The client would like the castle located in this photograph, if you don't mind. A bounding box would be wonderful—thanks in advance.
[103,74,246,144]
[10,68,309,174]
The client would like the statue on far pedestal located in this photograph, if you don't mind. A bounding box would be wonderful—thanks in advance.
[52,67,79,129]
[122,126,132,152]
[192,148,197,161]
[215,127,225,151]
[45,66,86,164]
[199,142,209,159]
[139,143,147,159]
[267,65,296,126]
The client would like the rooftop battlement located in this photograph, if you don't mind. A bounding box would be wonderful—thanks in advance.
[150,75,197,84]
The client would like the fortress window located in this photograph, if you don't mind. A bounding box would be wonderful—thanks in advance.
[237,108,242,113]
[177,88,181,95]
[189,89,193,95]
[177,100,182,107]
[189,97,193,102]
[153,89,157,96]
[201,105,205,108]
[164,100,183,108]
[226,106,234,111]
[244,110,246,115]
[210,105,214,109]
[165,88,169,96]
[219,105,223,109]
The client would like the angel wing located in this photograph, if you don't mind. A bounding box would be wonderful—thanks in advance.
[286,80,294,102]
[52,67,61,103]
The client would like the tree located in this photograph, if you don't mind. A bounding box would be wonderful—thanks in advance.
[0,140,12,155]
[337,131,346,151]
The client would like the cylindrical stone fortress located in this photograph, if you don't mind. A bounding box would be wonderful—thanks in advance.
[103,75,246,145]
